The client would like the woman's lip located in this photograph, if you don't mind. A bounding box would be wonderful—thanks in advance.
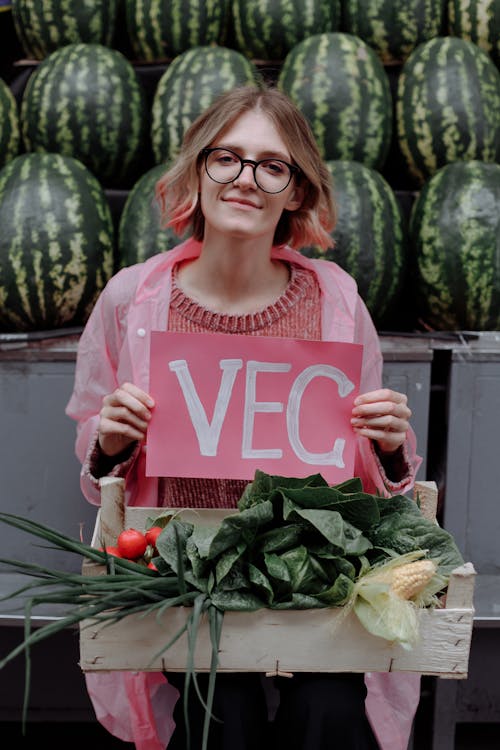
[223,196,260,208]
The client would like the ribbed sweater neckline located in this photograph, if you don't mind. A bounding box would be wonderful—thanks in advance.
[169,262,314,333]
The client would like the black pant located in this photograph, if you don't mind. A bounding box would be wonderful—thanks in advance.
[166,672,379,750]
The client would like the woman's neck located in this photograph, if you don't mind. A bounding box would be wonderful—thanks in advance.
[175,236,290,314]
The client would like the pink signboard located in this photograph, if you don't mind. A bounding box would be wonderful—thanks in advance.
[146,331,363,483]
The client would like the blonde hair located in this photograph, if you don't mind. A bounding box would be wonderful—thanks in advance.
[155,85,336,250]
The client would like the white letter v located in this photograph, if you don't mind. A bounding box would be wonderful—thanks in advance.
[168,359,243,456]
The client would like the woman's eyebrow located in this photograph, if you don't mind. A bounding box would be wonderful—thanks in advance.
[215,143,292,161]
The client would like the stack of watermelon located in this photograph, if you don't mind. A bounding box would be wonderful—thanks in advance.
[397,32,500,329]
[151,45,262,163]
[0,153,114,332]
[11,0,119,60]
[396,36,500,187]
[277,32,393,170]
[125,0,230,61]
[231,0,340,61]
[0,0,499,332]
[0,77,19,170]
[340,0,446,65]
[300,160,408,330]
[410,160,500,331]
[20,42,150,187]
[448,0,500,69]
[118,164,186,268]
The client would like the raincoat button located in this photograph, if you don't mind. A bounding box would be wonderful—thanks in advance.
[137,328,146,337]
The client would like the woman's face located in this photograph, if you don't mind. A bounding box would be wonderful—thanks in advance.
[199,109,303,245]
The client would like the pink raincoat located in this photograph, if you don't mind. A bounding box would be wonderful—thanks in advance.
[67,238,422,750]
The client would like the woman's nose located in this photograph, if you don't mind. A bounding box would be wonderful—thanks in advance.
[234,163,257,188]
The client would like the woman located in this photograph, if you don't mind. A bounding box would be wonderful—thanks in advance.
[67,85,422,750]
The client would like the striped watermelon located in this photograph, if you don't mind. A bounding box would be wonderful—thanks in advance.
[341,0,445,64]
[232,0,340,61]
[277,33,392,169]
[300,160,408,329]
[125,0,230,62]
[410,160,500,331]
[118,164,186,267]
[0,153,114,332]
[396,36,500,186]
[0,76,19,169]
[151,46,262,163]
[12,0,118,60]
[20,43,149,187]
[448,0,500,69]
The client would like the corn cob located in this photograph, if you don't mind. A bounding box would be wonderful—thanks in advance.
[389,559,437,600]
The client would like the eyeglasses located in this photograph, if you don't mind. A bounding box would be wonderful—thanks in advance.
[200,147,300,194]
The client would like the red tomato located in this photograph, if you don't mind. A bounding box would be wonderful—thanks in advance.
[117,528,148,560]
[145,526,163,549]
[147,561,158,571]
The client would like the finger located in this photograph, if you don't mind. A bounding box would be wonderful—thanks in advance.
[354,389,408,407]
[103,383,154,410]
[351,414,409,433]
[103,386,154,421]
[99,416,147,444]
[100,403,151,433]
[120,382,155,407]
[352,401,412,422]
[353,424,407,454]
[352,424,408,444]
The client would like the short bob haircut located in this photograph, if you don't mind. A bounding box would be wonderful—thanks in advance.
[156,84,336,250]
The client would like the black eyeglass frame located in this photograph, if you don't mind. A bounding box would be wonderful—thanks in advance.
[200,147,300,194]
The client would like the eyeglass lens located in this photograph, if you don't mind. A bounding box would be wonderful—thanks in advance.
[204,148,294,193]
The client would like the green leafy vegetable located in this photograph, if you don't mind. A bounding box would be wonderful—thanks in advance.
[365,507,464,573]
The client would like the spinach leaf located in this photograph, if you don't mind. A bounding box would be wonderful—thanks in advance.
[186,535,210,581]
[237,470,327,511]
[367,512,464,573]
[156,519,194,572]
[313,572,354,605]
[209,590,265,611]
[215,544,246,586]
[279,545,325,594]
[263,551,293,600]
[283,505,372,556]
[271,593,326,609]
[330,477,363,493]
[206,501,275,559]
[248,563,275,605]
[282,487,380,529]
[253,524,303,554]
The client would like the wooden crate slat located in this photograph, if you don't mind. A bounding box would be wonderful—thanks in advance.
[79,601,474,677]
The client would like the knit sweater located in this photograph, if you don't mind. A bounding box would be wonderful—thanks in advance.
[159,262,321,508]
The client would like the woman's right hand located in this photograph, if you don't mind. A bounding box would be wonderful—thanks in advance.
[98,382,155,457]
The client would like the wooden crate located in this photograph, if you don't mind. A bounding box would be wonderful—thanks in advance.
[79,477,475,679]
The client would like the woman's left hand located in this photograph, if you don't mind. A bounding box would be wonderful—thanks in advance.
[350,388,411,455]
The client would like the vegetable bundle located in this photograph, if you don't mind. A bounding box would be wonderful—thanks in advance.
[0,471,464,747]
[150,472,463,621]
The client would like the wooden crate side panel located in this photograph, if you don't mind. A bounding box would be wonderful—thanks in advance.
[79,606,473,678]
